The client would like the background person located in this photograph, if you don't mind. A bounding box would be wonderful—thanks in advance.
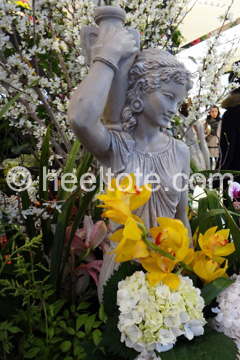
[176,100,210,171]
[204,105,222,170]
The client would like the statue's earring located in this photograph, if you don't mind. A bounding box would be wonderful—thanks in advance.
[131,98,144,113]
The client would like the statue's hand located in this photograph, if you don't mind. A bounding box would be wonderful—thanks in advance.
[91,25,139,65]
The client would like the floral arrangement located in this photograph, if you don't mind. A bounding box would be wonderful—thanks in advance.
[96,173,239,359]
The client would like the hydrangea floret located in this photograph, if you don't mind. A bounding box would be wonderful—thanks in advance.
[117,271,206,353]
[211,274,240,356]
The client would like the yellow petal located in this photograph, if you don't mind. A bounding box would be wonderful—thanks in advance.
[103,199,131,216]
[213,243,235,257]
[110,229,124,242]
[183,248,194,265]
[129,184,151,211]
[162,273,180,290]
[148,271,165,287]
[133,240,149,259]
[123,217,141,241]
[202,226,218,243]
[102,210,128,225]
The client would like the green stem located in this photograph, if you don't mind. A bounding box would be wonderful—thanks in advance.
[179,261,194,273]
[79,247,91,262]
[136,222,175,260]
[176,267,184,275]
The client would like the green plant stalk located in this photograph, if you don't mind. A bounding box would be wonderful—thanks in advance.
[178,261,194,273]
[136,222,175,260]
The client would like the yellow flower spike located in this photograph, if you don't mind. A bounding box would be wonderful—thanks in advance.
[109,217,149,263]
[98,173,151,211]
[97,174,151,225]
[193,251,228,284]
[198,227,235,262]
[141,251,179,289]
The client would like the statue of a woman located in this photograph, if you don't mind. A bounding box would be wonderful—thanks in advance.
[68,26,193,300]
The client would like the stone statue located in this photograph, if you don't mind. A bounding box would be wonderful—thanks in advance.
[67,6,193,301]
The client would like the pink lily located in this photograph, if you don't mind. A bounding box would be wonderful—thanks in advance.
[228,180,240,201]
[65,215,109,260]
[74,260,103,295]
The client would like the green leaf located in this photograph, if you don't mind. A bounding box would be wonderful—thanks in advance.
[76,331,86,339]
[8,326,22,334]
[98,303,105,321]
[223,205,240,268]
[77,301,90,311]
[201,277,234,305]
[190,158,199,173]
[84,313,96,334]
[66,327,75,335]
[39,126,51,253]
[52,138,81,221]
[23,347,41,359]
[191,209,226,236]
[49,299,66,318]
[205,189,224,230]
[92,329,102,346]
[76,314,89,332]
[160,326,238,360]
[59,341,72,352]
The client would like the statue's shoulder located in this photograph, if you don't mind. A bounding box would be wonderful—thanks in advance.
[173,137,190,156]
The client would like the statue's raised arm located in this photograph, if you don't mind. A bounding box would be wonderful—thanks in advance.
[68,6,139,160]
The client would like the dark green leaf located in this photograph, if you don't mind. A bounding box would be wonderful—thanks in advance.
[84,313,96,334]
[160,326,238,360]
[92,329,102,346]
[59,341,72,352]
[223,205,240,268]
[201,277,234,305]
[76,314,89,332]
[23,347,41,359]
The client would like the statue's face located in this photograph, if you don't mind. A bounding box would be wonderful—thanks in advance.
[141,80,187,129]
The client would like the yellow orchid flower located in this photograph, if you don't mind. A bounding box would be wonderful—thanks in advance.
[198,226,235,263]
[109,216,149,262]
[193,251,228,284]
[141,251,180,289]
[97,174,151,225]
[149,217,190,263]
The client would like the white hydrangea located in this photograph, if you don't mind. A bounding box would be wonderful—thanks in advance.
[117,271,206,354]
[211,274,240,357]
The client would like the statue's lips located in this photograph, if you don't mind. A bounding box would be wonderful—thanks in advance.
[163,114,173,121]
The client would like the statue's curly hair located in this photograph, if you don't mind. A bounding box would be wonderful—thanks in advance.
[122,48,193,134]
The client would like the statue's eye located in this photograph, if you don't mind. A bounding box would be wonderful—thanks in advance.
[163,93,173,99]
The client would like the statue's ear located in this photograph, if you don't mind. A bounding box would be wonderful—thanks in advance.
[80,27,99,66]
[135,79,146,96]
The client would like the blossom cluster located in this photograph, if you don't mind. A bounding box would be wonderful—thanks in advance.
[211,274,240,357]
[117,271,206,353]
